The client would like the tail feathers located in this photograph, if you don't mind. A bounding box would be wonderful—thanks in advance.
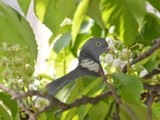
[46,68,81,95]
[46,67,99,95]
[46,78,69,95]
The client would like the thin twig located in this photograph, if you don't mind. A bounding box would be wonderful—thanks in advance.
[145,90,157,120]
[113,103,120,120]
[142,64,160,79]
[122,38,160,73]
[144,84,160,92]
[18,90,111,115]
[54,91,112,114]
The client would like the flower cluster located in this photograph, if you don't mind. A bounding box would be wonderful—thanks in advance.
[101,37,148,76]
[101,37,128,73]
[0,42,34,91]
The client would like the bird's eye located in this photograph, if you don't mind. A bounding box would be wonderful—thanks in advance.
[96,42,101,47]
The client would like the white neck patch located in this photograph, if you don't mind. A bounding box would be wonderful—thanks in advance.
[80,59,99,73]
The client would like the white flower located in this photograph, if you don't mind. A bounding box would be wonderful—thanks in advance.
[29,83,37,90]
[106,37,115,49]
[34,79,40,86]
[35,97,49,109]
[104,54,113,65]
[18,79,23,83]
[113,59,126,68]
[11,44,20,52]
[140,69,148,77]
[122,48,127,53]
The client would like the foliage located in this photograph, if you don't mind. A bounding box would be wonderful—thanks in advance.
[0,0,160,120]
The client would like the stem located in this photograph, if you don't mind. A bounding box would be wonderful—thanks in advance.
[127,47,131,74]
[63,50,67,75]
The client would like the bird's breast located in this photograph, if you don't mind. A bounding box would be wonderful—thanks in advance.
[80,59,100,73]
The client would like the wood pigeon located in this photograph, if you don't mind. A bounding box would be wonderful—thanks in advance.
[46,38,109,95]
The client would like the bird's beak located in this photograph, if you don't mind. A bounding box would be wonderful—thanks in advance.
[106,47,110,52]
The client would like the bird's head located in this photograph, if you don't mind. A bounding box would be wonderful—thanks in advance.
[79,38,109,63]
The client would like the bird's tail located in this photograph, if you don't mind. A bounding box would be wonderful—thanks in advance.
[46,67,99,95]
[46,68,85,95]
[46,77,72,95]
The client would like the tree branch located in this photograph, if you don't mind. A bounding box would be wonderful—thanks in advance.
[122,38,160,73]
[142,64,160,79]
[145,89,157,120]
[0,83,112,118]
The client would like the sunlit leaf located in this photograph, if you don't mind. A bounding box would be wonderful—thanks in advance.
[0,2,37,61]
[66,79,84,103]
[17,0,31,16]
[101,0,146,46]
[87,0,105,29]
[0,104,13,120]
[71,0,90,45]
[34,0,76,35]
[74,105,92,120]
[80,77,105,96]
[0,92,19,120]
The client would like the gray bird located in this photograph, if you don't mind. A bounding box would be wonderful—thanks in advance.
[46,38,109,95]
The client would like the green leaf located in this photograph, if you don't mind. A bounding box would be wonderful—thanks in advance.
[144,57,159,72]
[52,49,75,78]
[133,46,153,69]
[91,22,103,37]
[71,0,90,45]
[49,25,71,44]
[101,0,146,46]
[88,101,108,120]
[136,13,160,45]
[0,2,37,61]
[0,104,13,120]
[34,0,76,35]
[80,77,105,96]
[66,79,84,103]
[120,104,154,120]
[147,0,160,12]
[152,102,160,119]
[71,34,91,57]
[17,0,31,16]
[53,32,71,53]
[112,73,143,104]
[62,108,77,120]
[61,103,92,120]
[75,105,92,120]
[87,0,105,28]
[0,92,19,120]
